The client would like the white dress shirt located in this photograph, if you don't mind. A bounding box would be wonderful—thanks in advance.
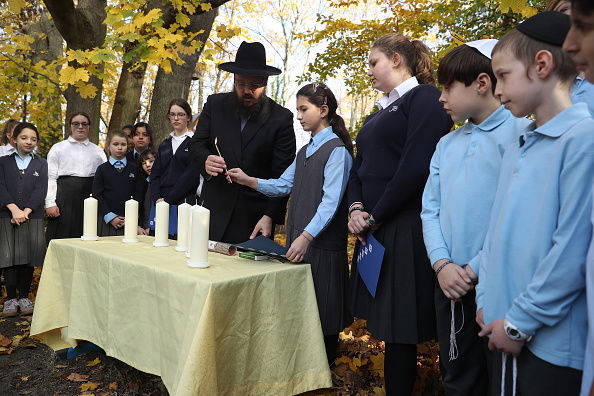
[377,76,419,110]
[0,143,15,157]
[169,130,194,155]
[45,136,107,207]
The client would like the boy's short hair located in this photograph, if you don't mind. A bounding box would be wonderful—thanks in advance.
[493,29,577,84]
[571,0,594,15]
[438,44,497,93]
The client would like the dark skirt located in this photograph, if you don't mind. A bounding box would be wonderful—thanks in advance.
[0,217,45,268]
[304,244,352,335]
[349,210,437,344]
[46,176,94,245]
[98,218,124,237]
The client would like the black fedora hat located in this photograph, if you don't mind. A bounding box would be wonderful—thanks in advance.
[218,42,282,76]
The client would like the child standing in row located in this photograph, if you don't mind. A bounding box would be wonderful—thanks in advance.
[0,119,18,157]
[563,1,594,394]
[138,148,156,236]
[476,12,594,395]
[229,83,353,365]
[0,123,47,316]
[92,129,142,237]
[421,40,530,395]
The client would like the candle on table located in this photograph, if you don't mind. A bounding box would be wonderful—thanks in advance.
[185,204,197,258]
[153,201,170,247]
[175,202,191,251]
[81,195,98,241]
[188,205,210,268]
[122,197,139,243]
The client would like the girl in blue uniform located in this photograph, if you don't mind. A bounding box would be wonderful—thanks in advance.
[347,33,453,395]
[92,130,142,237]
[0,122,48,317]
[228,83,353,365]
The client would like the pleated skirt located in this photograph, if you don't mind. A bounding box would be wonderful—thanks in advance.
[46,176,94,244]
[304,245,352,335]
[349,210,437,344]
[98,220,124,237]
[0,217,46,268]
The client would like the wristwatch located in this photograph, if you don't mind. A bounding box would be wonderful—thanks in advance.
[503,318,532,342]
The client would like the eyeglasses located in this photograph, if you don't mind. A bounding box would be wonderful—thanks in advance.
[168,113,187,119]
[234,81,266,91]
[71,122,90,128]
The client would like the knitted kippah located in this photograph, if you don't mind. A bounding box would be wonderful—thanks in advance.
[516,11,571,47]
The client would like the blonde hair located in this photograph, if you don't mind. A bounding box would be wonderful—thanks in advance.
[372,33,436,85]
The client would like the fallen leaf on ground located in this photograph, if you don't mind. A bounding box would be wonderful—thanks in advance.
[0,334,12,347]
[21,376,29,381]
[67,373,89,382]
[86,357,101,367]
[79,381,99,391]
[0,346,13,354]
[108,382,118,390]
[55,364,67,368]
[12,332,30,347]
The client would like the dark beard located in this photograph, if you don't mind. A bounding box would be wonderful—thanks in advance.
[232,89,267,119]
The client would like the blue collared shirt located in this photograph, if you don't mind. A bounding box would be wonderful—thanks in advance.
[476,103,594,370]
[421,106,530,274]
[104,156,128,223]
[257,126,352,237]
[12,151,34,170]
[571,76,594,117]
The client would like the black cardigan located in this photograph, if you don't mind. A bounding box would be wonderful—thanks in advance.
[0,154,48,219]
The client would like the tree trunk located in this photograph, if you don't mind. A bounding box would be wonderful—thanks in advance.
[149,4,224,144]
[43,0,107,143]
[108,45,147,131]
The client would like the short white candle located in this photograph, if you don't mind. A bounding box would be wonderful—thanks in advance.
[175,203,191,251]
[188,206,210,268]
[153,201,170,247]
[123,198,139,243]
[81,195,98,241]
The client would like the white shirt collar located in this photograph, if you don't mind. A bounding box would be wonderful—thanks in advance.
[377,76,419,110]
[67,135,91,146]
[169,130,193,140]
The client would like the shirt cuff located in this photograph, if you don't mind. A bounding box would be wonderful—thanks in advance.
[104,212,117,224]
[429,247,450,267]
[45,200,57,208]
[303,225,319,239]
[506,304,539,336]
[256,178,272,195]
[468,255,481,278]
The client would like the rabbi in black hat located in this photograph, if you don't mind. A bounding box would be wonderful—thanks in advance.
[188,42,296,244]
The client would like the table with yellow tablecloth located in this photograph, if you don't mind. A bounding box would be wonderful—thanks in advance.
[30,236,332,396]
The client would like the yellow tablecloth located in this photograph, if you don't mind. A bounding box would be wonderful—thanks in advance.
[30,236,332,395]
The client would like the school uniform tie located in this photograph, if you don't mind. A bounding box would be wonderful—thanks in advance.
[114,161,124,172]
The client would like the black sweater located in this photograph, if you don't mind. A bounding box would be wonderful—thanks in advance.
[92,161,143,218]
[0,154,48,219]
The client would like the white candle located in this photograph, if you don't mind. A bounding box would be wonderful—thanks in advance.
[185,204,197,258]
[153,201,170,247]
[188,205,210,268]
[123,198,139,243]
[81,195,98,241]
[175,203,191,251]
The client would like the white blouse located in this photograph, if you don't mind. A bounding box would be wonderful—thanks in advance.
[0,143,15,157]
[45,136,107,208]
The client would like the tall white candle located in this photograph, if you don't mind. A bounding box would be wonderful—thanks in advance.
[153,201,170,247]
[123,198,139,243]
[81,195,98,241]
[188,206,210,268]
[175,203,191,251]
[185,204,197,258]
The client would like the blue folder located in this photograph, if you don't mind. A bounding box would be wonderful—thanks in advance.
[148,203,178,235]
[235,235,288,259]
[356,233,385,298]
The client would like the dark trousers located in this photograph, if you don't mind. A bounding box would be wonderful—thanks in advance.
[384,342,417,396]
[4,265,34,300]
[435,284,490,396]
[492,349,582,396]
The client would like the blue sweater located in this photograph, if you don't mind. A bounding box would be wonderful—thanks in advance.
[0,154,48,219]
[349,84,453,222]
[92,161,143,218]
[150,137,200,205]
[476,103,594,370]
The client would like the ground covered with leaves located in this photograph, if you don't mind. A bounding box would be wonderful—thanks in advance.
[0,236,445,395]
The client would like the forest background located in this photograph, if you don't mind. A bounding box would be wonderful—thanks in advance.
[1,0,547,156]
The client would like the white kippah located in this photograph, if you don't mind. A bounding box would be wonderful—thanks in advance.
[465,39,498,59]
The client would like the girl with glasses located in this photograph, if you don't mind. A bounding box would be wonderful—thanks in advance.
[45,111,106,244]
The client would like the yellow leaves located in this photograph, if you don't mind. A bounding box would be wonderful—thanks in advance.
[7,0,27,14]
[176,12,191,28]
[161,60,172,74]
[86,357,101,367]
[498,0,538,17]
[67,373,89,382]
[75,81,98,99]
[369,353,384,378]
[60,67,90,85]
[80,381,99,391]
[21,375,29,381]
[201,2,213,12]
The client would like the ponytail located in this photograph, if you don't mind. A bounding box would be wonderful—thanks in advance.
[372,33,436,86]
[296,83,353,156]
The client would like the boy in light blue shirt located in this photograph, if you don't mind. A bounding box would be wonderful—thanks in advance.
[421,39,530,396]
[476,11,594,396]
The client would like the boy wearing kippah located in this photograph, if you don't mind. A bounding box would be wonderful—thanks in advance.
[421,39,530,396]
[476,11,594,395]
[563,1,594,394]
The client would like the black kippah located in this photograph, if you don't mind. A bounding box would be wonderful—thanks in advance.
[516,11,571,47]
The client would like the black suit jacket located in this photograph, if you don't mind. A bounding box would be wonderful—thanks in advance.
[188,93,295,243]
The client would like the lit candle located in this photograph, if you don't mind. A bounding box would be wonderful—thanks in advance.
[175,202,191,251]
[81,195,98,241]
[122,197,139,243]
[153,201,170,247]
[188,205,210,268]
